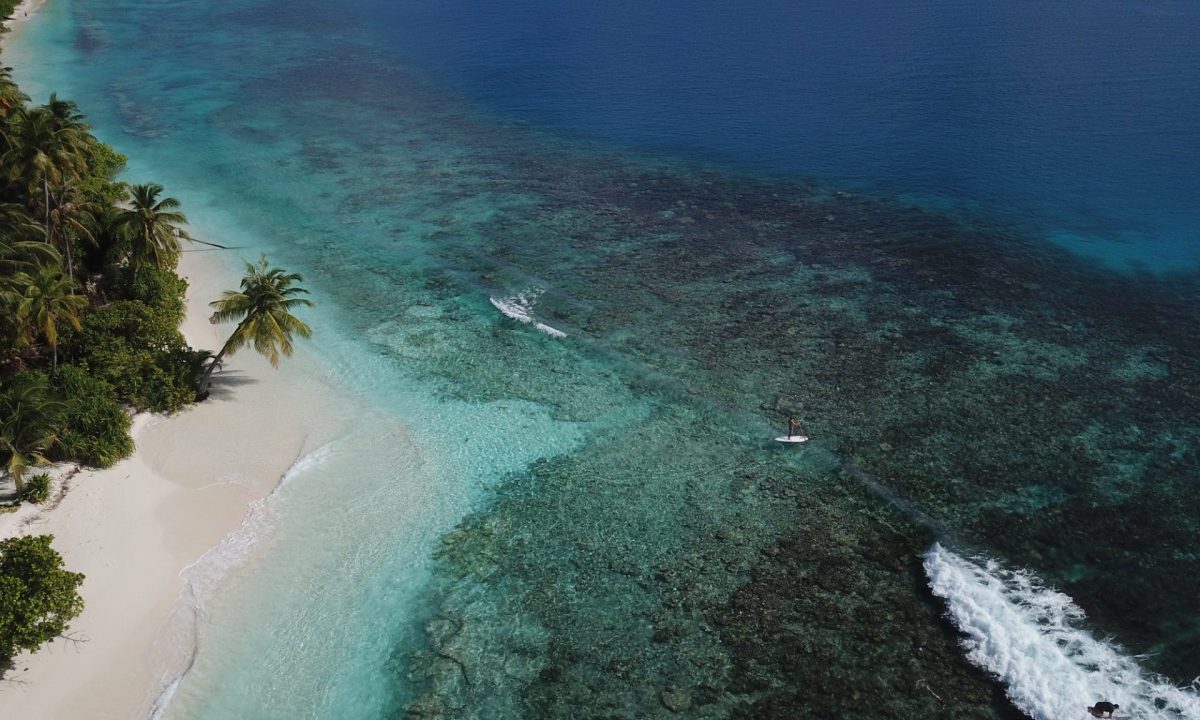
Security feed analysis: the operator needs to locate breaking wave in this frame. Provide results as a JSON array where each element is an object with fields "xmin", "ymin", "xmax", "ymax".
[
  {"xmin": 489, "ymin": 287, "xmax": 568, "ymax": 338},
  {"xmin": 924, "ymin": 543, "xmax": 1200, "ymax": 720}
]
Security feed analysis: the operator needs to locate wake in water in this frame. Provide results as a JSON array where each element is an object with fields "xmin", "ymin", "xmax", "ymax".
[
  {"xmin": 925, "ymin": 544, "xmax": 1200, "ymax": 720},
  {"xmin": 489, "ymin": 287, "xmax": 567, "ymax": 338}
]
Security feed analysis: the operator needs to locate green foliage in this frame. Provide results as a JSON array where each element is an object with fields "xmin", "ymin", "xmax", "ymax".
[
  {"xmin": 0, "ymin": 535, "xmax": 84, "ymax": 664},
  {"xmin": 64, "ymin": 300, "xmax": 204, "ymax": 412},
  {"xmin": 48, "ymin": 365, "xmax": 133, "ymax": 468},
  {"xmin": 200, "ymin": 255, "xmax": 313, "ymax": 395},
  {"xmin": 0, "ymin": 372, "xmax": 63, "ymax": 491},
  {"xmin": 113, "ymin": 263, "xmax": 188, "ymax": 321},
  {"xmin": 114, "ymin": 183, "xmax": 190, "ymax": 271},
  {"xmin": 18, "ymin": 472, "xmax": 50, "ymax": 503},
  {"xmin": 9, "ymin": 264, "xmax": 85, "ymax": 350},
  {"xmin": 0, "ymin": 77, "xmax": 195, "ymax": 471},
  {"xmin": 78, "ymin": 141, "xmax": 127, "ymax": 208},
  {"xmin": 1, "ymin": 105, "xmax": 89, "ymax": 205}
]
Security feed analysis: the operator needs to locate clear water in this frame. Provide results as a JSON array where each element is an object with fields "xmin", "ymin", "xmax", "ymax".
[{"xmin": 6, "ymin": 0, "xmax": 1200, "ymax": 717}]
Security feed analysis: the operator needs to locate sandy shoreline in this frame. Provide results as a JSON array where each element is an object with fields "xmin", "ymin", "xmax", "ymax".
[
  {"xmin": 0, "ymin": 244, "xmax": 342, "ymax": 720},
  {"xmin": 1, "ymin": 0, "xmax": 48, "ymax": 46},
  {"xmin": 0, "ymin": 5, "xmax": 350, "ymax": 717}
]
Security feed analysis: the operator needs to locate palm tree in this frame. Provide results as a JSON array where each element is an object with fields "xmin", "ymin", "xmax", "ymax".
[
  {"xmin": 115, "ymin": 182, "xmax": 191, "ymax": 270},
  {"xmin": 44, "ymin": 94, "xmax": 90, "ymax": 135},
  {"xmin": 0, "ymin": 65, "xmax": 28, "ymax": 117},
  {"xmin": 46, "ymin": 184, "xmax": 98, "ymax": 267},
  {"xmin": 0, "ymin": 203, "xmax": 56, "ymax": 276},
  {"xmin": 11, "ymin": 265, "xmax": 87, "ymax": 376},
  {"xmin": 1, "ymin": 106, "xmax": 90, "ymax": 276},
  {"xmin": 0, "ymin": 374, "xmax": 64, "ymax": 493},
  {"xmin": 197, "ymin": 255, "xmax": 313, "ymax": 397}
]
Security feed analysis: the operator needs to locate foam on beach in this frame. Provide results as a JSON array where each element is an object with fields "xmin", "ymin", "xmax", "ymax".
[
  {"xmin": 924, "ymin": 543, "xmax": 1200, "ymax": 720},
  {"xmin": 182, "ymin": 441, "xmax": 336, "ymax": 602},
  {"xmin": 149, "ymin": 441, "xmax": 339, "ymax": 720},
  {"xmin": 490, "ymin": 288, "xmax": 568, "ymax": 338}
]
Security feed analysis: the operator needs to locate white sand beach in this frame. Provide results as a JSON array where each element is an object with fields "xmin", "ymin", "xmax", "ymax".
[
  {"xmin": 1, "ymin": 9, "xmax": 361, "ymax": 716},
  {"xmin": 1, "ymin": 0, "xmax": 49, "ymax": 44},
  {"xmin": 0, "ymin": 248, "xmax": 345, "ymax": 720}
]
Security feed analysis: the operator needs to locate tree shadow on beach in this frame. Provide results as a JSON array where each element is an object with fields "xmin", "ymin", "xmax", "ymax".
[{"xmin": 199, "ymin": 370, "xmax": 259, "ymax": 401}]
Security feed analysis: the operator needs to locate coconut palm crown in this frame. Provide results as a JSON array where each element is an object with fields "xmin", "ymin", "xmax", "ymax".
[
  {"xmin": 197, "ymin": 255, "xmax": 313, "ymax": 397},
  {"xmin": 10, "ymin": 265, "xmax": 87, "ymax": 375},
  {"xmin": 115, "ymin": 182, "xmax": 192, "ymax": 270},
  {"xmin": 1, "ymin": 106, "xmax": 90, "ymax": 225}
]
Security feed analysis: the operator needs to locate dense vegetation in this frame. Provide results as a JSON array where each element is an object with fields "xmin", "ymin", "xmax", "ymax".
[
  {"xmin": 0, "ymin": 64, "xmax": 204, "ymax": 495},
  {"xmin": 0, "ymin": 45, "xmax": 315, "ymax": 670},
  {"xmin": 0, "ymin": 59, "xmax": 198, "ymax": 667}
]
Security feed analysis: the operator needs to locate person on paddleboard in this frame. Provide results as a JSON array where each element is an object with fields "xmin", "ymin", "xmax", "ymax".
[
  {"xmin": 1088, "ymin": 701, "xmax": 1119, "ymax": 718},
  {"xmin": 787, "ymin": 417, "xmax": 799, "ymax": 438}
]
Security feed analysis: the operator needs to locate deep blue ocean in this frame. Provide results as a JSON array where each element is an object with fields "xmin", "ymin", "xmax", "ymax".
[
  {"xmin": 7, "ymin": 0, "xmax": 1200, "ymax": 718},
  {"xmin": 363, "ymin": 0, "xmax": 1200, "ymax": 273}
]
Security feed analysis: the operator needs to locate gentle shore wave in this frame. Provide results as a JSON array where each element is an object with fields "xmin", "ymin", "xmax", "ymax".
[{"xmin": 0, "ymin": 242, "xmax": 354, "ymax": 719}]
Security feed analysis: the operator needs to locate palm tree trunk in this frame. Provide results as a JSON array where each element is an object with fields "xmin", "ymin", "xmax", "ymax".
[
  {"xmin": 196, "ymin": 345, "xmax": 229, "ymax": 398},
  {"xmin": 51, "ymin": 344, "xmax": 57, "ymax": 380},
  {"xmin": 47, "ymin": 184, "xmax": 75, "ymax": 284},
  {"xmin": 196, "ymin": 319, "xmax": 248, "ymax": 397},
  {"xmin": 63, "ymin": 230, "xmax": 74, "ymax": 284}
]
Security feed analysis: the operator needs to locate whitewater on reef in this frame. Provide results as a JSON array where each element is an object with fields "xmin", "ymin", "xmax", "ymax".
[
  {"xmin": 925, "ymin": 544, "xmax": 1200, "ymax": 720},
  {"xmin": 490, "ymin": 288, "xmax": 568, "ymax": 338}
]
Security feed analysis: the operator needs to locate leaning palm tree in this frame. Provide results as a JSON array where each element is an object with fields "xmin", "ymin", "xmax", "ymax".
[
  {"xmin": 114, "ymin": 182, "xmax": 191, "ymax": 270},
  {"xmin": 11, "ymin": 265, "xmax": 87, "ymax": 376},
  {"xmin": 196, "ymin": 255, "xmax": 314, "ymax": 397},
  {"xmin": 0, "ymin": 374, "xmax": 64, "ymax": 493}
]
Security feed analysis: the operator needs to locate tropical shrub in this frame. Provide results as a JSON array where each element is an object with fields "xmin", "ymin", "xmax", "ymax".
[
  {"xmin": 112, "ymin": 264, "xmax": 188, "ymax": 321},
  {"xmin": 49, "ymin": 365, "xmax": 133, "ymax": 468},
  {"xmin": 78, "ymin": 141, "xmax": 127, "ymax": 208},
  {"xmin": 0, "ymin": 372, "xmax": 63, "ymax": 492},
  {"xmin": 0, "ymin": 535, "xmax": 84, "ymax": 664},
  {"xmin": 18, "ymin": 472, "xmax": 51, "ymax": 503},
  {"xmin": 62, "ymin": 300, "xmax": 204, "ymax": 412}
]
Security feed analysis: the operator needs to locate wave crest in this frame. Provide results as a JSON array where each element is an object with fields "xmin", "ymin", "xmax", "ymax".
[
  {"xmin": 924, "ymin": 543, "xmax": 1200, "ymax": 719},
  {"xmin": 490, "ymin": 288, "xmax": 567, "ymax": 338}
]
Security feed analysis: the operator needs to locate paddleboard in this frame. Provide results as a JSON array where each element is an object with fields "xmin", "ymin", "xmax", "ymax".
[{"xmin": 775, "ymin": 436, "xmax": 809, "ymax": 444}]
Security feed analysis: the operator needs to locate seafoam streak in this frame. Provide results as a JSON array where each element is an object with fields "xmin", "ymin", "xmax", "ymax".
[
  {"xmin": 489, "ymin": 288, "xmax": 568, "ymax": 338},
  {"xmin": 924, "ymin": 543, "xmax": 1200, "ymax": 720}
]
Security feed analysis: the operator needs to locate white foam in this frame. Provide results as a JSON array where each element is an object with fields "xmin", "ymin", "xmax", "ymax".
[
  {"xmin": 489, "ymin": 287, "xmax": 567, "ymax": 338},
  {"xmin": 147, "ymin": 441, "xmax": 338, "ymax": 720},
  {"xmin": 924, "ymin": 543, "xmax": 1200, "ymax": 719}
]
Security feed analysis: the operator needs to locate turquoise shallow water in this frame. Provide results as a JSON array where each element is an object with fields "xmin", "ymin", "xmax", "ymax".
[{"xmin": 7, "ymin": 0, "xmax": 1200, "ymax": 717}]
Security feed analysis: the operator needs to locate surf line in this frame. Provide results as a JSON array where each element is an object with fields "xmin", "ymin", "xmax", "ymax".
[{"xmin": 925, "ymin": 544, "xmax": 1200, "ymax": 720}]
